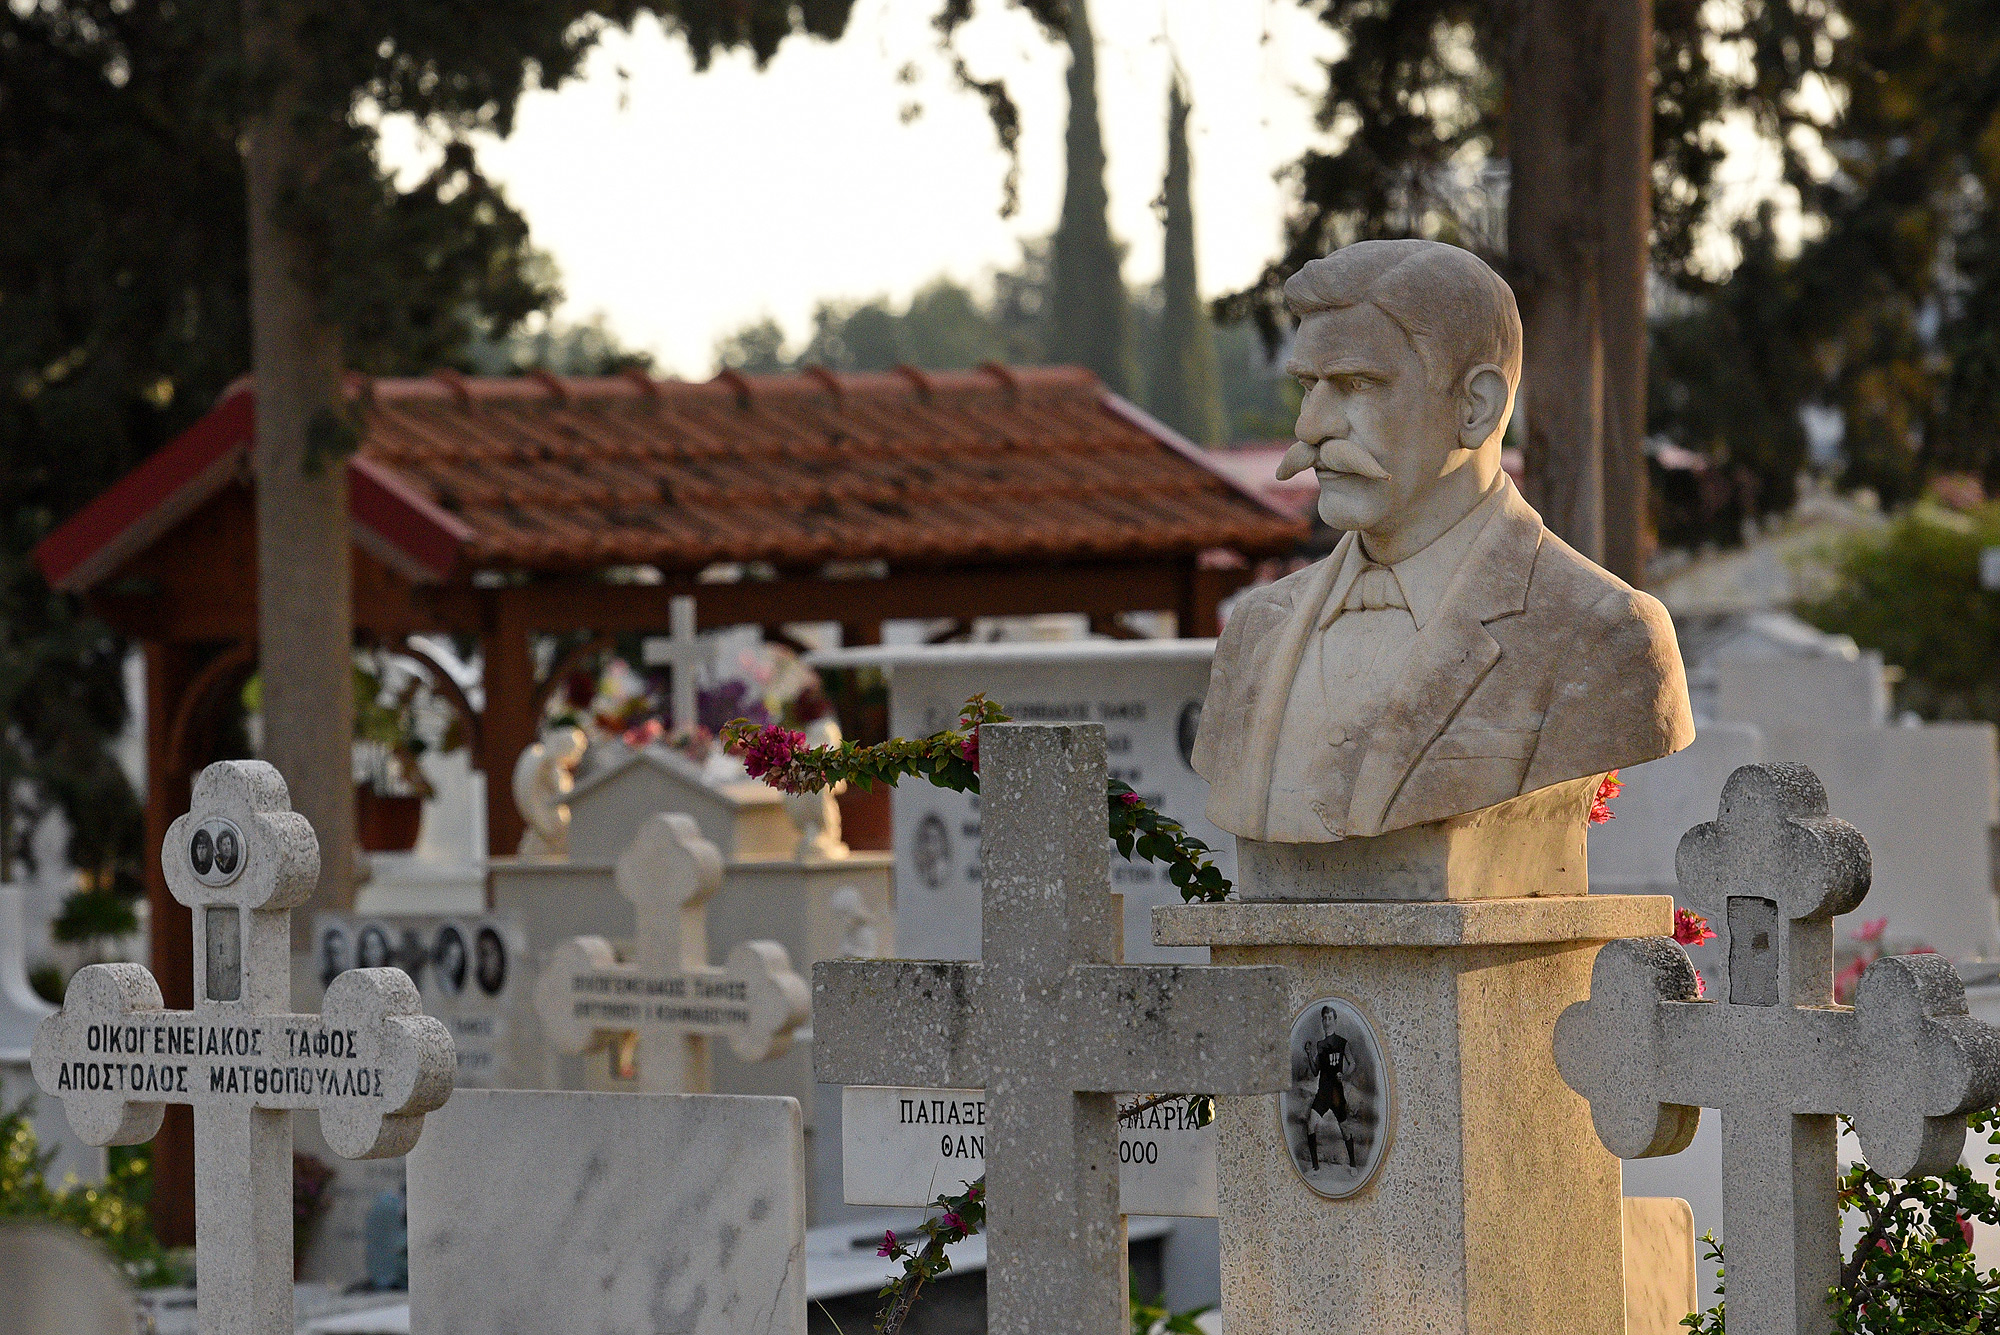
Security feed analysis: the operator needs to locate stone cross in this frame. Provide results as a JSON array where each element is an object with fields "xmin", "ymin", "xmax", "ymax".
[
  {"xmin": 30, "ymin": 761, "xmax": 455, "ymax": 1335},
  {"xmin": 1555, "ymin": 762, "xmax": 2000, "ymax": 1335},
  {"xmin": 532, "ymin": 811, "xmax": 810, "ymax": 1092},
  {"xmin": 814, "ymin": 723, "xmax": 1292, "ymax": 1335}
]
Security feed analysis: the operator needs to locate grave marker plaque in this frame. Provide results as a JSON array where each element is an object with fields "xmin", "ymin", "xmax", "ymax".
[{"xmin": 840, "ymin": 1086, "xmax": 1220, "ymax": 1217}]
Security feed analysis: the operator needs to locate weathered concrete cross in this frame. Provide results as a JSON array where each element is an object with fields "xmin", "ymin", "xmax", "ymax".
[
  {"xmin": 31, "ymin": 761, "xmax": 455, "ymax": 1335},
  {"xmin": 532, "ymin": 811, "xmax": 810, "ymax": 1091},
  {"xmin": 814, "ymin": 723, "xmax": 1292, "ymax": 1335},
  {"xmin": 1556, "ymin": 762, "xmax": 2000, "ymax": 1335}
]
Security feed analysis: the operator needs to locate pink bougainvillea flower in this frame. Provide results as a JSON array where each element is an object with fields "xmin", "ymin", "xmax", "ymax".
[
  {"xmin": 1120, "ymin": 791, "xmax": 1141, "ymax": 807},
  {"xmin": 1961, "ymin": 1215, "xmax": 1977, "ymax": 1247},
  {"xmin": 877, "ymin": 1230, "xmax": 898, "ymax": 1258},
  {"xmin": 740, "ymin": 726, "xmax": 807, "ymax": 785},
  {"xmin": 1673, "ymin": 908, "xmax": 1716, "ymax": 948},
  {"xmin": 1589, "ymin": 771, "xmax": 1623, "ymax": 824},
  {"xmin": 1835, "ymin": 957, "xmax": 1867, "ymax": 1004},
  {"xmin": 1909, "ymin": 945, "xmax": 1939, "ymax": 955},
  {"xmin": 940, "ymin": 1211, "xmax": 967, "ymax": 1234},
  {"xmin": 1852, "ymin": 917, "xmax": 1888, "ymax": 944},
  {"xmin": 959, "ymin": 730, "xmax": 979, "ymax": 773},
  {"xmin": 1692, "ymin": 969, "xmax": 1706, "ymax": 999}
]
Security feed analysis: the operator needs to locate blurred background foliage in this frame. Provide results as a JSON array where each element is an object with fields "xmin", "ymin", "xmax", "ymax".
[{"xmin": 1799, "ymin": 483, "xmax": 2000, "ymax": 725}]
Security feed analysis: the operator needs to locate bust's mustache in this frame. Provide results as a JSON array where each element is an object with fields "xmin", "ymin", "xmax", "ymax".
[{"xmin": 1276, "ymin": 438, "xmax": 1392, "ymax": 482}]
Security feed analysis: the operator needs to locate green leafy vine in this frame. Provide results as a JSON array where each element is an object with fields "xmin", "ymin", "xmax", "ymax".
[{"xmin": 721, "ymin": 694, "xmax": 1233, "ymax": 904}]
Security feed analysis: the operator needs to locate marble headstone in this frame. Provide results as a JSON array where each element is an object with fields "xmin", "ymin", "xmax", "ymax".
[
  {"xmin": 809, "ymin": 639, "xmax": 1228, "ymax": 963},
  {"xmin": 311, "ymin": 912, "xmax": 528, "ymax": 1090},
  {"xmin": 407, "ymin": 1088, "xmax": 806, "ymax": 1334},
  {"xmin": 567, "ymin": 744, "xmax": 796, "ymax": 865},
  {"xmin": 297, "ymin": 911, "xmax": 529, "ymax": 1287}
]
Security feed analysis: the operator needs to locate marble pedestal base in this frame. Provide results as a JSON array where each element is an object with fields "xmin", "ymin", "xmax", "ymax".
[{"xmin": 1155, "ymin": 893, "xmax": 1671, "ymax": 1335}]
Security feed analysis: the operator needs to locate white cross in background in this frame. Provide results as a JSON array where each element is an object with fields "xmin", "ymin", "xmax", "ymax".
[
  {"xmin": 1556, "ymin": 762, "xmax": 2000, "ymax": 1335},
  {"xmin": 32, "ymin": 762, "xmax": 455, "ymax": 1335},
  {"xmin": 642, "ymin": 594, "xmax": 704, "ymax": 735},
  {"xmin": 532, "ymin": 811, "xmax": 810, "ymax": 1091}
]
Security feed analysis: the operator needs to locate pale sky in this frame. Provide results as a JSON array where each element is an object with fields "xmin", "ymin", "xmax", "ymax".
[
  {"xmin": 375, "ymin": 1, "xmax": 1791, "ymax": 379},
  {"xmin": 377, "ymin": 0, "xmax": 1344, "ymax": 377}
]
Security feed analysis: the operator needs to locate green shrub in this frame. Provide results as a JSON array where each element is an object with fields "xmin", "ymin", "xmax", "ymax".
[
  {"xmin": 1798, "ymin": 500, "xmax": 2000, "ymax": 723},
  {"xmin": 0, "ymin": 1097, "xmax": 181, "ymax": 1286}
]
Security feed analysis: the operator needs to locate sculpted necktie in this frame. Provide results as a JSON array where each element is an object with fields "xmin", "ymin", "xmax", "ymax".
[{"xmin": 1342, "ymin": 564, "xmax": 1408, "ymax": 612}]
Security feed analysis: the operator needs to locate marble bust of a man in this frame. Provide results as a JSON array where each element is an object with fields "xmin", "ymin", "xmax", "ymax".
[{"xmin": 1192, "ymin": 239, "xmax": 1694, "ymax": 843}]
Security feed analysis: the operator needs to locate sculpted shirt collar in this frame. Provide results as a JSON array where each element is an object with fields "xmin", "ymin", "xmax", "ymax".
[{"xmin": 1318, "ymin": 474, "xmax": 1511, "ymax": 632}]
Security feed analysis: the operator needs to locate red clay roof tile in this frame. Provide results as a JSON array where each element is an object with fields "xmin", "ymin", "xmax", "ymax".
[{"xmin": 353, "ymin": 367, "xmax": 1302, "ymax": 574}]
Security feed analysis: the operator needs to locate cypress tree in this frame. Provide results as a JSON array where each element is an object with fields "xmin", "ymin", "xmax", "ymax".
[
  {"xmin": 1147, "ymin": 74, "xmax": 1224, "ymax": 444},
  {"xmin": 1048, "ymin": 0, "xmax": 1135, "ymax": 395}
]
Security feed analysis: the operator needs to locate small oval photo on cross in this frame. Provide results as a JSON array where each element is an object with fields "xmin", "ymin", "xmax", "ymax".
[
  {"xmin": 1280, "ymin": 996, "xmax": 1390, "ymax": 1198},
  {"xmin": 188, "ymin": 826, "xmax": 213, "ymax": 877},
  {"xmin": 213, "ymin": 824, "xmax": 239, "ymax": 877},
  {"xmin": 432, "ymin": 924, "xmax": 469, "ymax": 996}
]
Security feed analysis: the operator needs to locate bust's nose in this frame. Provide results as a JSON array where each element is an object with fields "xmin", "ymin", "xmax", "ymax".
[{"xmin": 1294, "ymin": 381, "xmax": 1350, "ymax": 446}]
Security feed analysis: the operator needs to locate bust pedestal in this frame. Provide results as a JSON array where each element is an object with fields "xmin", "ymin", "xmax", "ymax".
[{"xmin": 1155, "ymin": 817, "xmax": 1669, "ymax": 1335}]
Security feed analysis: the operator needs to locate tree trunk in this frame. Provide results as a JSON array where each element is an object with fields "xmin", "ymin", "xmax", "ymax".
[
  {"xmin": 1506, "ymin": 0, "xmax": 1608, "ymax": 565},
  {"xmin": 1598, "ymin": 0, "xmax": 1655, "ymax": 585},
  {"xmin": 244, "ymin": 0, "xmax": 356, "ymax": 947}
]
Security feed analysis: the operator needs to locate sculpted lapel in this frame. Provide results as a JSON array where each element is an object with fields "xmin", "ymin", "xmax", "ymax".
[
  {"xmin": 1344, "ymin": 487, "xmax": 1542, "ymax": 835},
  {"xmin": 1231, "ymin": 537, "xmax": 1364, "ymax": 838}
]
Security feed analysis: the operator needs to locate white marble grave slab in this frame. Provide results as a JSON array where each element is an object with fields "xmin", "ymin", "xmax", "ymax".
[
  {"xmin": 407, "ymin": 1088, "xmax": 806, "ymax": 1335},
  {"xmin": 1758, "ymin": 722, "xmax": 2000, "ymax": 957},
  {"xmin": 810, "ymin": 639, "xmax": 1227, "ymax": 963},
  {"xmin": 1588, "ymin": 723, "xmax": 1763, "ymax": 896},
  {"xmin": 841, "ymin": 1085, "xmax": 1219, "ymax": 1217}
]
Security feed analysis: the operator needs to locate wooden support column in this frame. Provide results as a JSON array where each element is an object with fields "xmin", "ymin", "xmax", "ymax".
[
  {"xmin": 1177, "ymin": 561, "xmax": 1250, "ymax": 638},
  {"xmin": 143, "ymin": 639, "xmax": 200, "ymax": 1247},
  {"xmin": 479, "ymin": 596, "xmax": 536, "ymax": 863}
]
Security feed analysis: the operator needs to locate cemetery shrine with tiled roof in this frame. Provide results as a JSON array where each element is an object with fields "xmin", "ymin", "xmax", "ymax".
[{"xmin": 36, "ymin": 361, "xmax": 1303, "ymax": 1009}]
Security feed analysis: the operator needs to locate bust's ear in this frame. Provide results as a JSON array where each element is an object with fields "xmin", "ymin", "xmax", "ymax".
[{"xmin": 1458, "ymin": 364, "xmax": 1511, "ymax": 451}]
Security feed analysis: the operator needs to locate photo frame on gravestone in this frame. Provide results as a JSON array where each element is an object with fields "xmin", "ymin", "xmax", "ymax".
[
  {"xmin": 318, "ymin": 922, "xmax": 351, "ymax": 988},
  {"xmin": 356, "ymin": 921, "xmax": 392, "ymax": 970},
  {"xmin": 473, "ymin": 925, "xmax": 507, "ymax": 997},
  {"xmin": 1279, "ymin": 997, "xmax": 1392, "ymax": 1199},
  {"xmin": 432, "ymin": 924, "xmax": 468, "ymax": 996}
]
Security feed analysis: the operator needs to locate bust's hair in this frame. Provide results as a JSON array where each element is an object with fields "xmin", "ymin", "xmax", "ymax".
[{"xmin": 1284, "ymin": 240, "xmax": 1521, "ymax": 393}]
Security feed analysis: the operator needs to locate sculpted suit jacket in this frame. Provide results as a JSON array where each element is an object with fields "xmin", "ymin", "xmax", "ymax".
[{"xmin": 1192, "ymin": 477, "xmax": 1695, "ymax": 841}]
